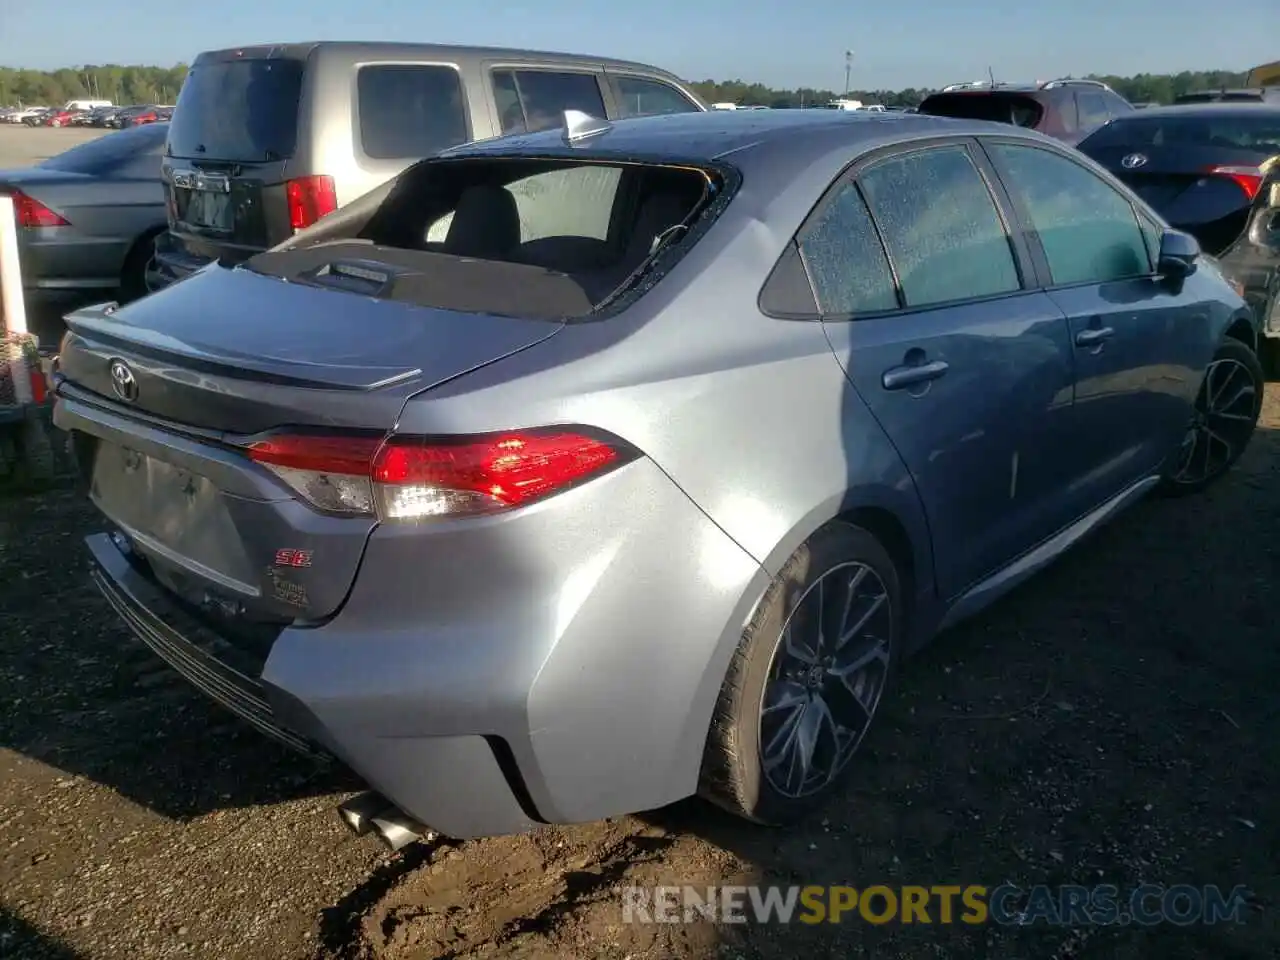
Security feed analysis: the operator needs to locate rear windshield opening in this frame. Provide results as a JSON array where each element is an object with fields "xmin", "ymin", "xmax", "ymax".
[
  {"xmin": 166, "ymin": 57, "xmax": 305, "ymax": 162},
  {"xmin": 919, "ymin": 92, "xmax": 1045, "ymax": 129},
  {"xmin": 246, "ymin": 158, "xmax": 721, "ymax": 320}
]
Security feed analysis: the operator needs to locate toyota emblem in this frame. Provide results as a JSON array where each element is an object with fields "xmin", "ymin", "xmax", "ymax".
[
  {"xmin": 1121, "ymin": 153, "xmax": 1148, "ymax": 170},
  {"xmin": 109, "ymin": 358, "xmax": 138, "ymax": 403}
]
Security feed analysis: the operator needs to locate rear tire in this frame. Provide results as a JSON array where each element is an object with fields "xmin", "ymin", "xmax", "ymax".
[
  {"xmin": 118, "ymin": 230, "xmax": 163, "ymax": 303},
  {"xmin": 1157, "ymin": 338, "xmax": 1264, "ymax": 497},
  {"xmin": 698, "ymin": 521, "xmax": 903, "ymax": 826}
]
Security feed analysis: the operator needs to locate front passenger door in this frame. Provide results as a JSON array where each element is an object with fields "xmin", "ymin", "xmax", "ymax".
[{"xmin": 983, "ymin": 139, "xmax": 1211, "ymax": 509}]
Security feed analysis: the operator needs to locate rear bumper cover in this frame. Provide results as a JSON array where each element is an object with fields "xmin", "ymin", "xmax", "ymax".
[{"xmin": 84, "ymin": 456, "xmax": 770, "ymax": 840}]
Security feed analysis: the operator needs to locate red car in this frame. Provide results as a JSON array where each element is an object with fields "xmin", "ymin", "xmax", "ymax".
[{"xmin": 44, "ymin": 109, "xmax": 84, "ymax": 127}]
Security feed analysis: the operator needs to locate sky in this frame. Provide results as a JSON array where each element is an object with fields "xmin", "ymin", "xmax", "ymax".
[{"xmin": 1, "ymin": 0, "xmax": 1276, "ymax": 92}]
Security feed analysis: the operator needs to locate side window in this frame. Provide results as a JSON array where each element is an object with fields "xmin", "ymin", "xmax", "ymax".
[
  {"xmin": 613, "ymin": 77, "xmax": 700, "ymax": 118},
  {"xmin": 357, "ymin": 65, "xmax": 469, "ymax": 160},
  {"xmin": 1076, "ymin": 91, "xmax": 1110, "ymax": 131},
  {"xmin": 493, "ymin": 71, "xmax": 525, "ymax": 135},
  {"xmin": 858, "ymin": 145, "xmax": 1021, "ymax": 307},
  {"xmin": 798, "ymin": 182, "xmax": 898, "ymax": 315},
  {"xmin": 988, "ymin": 142, "xmax": 1152, "ymax": 285},
  {"xmin": 1105, "ymin": 92, "xmax": 1134, "ymax": 117},
  {"xmin": 491, "ymin": 70, "xmax": 607, "ymax": 135}
]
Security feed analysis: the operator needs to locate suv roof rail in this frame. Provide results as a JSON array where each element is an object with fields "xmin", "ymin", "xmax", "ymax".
[
  {"xmin": 941, "ymin": 81, "xmax": 994, "ymax": 92},
  {"xmin": 1040, "ymin": 78, "xmax": 1113, "ymax": 91}
]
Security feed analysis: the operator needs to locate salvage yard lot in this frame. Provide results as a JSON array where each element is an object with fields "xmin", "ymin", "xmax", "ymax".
[{"xmin": 1, "ymin": 129, "xmax": 1278, "ymax": 960}]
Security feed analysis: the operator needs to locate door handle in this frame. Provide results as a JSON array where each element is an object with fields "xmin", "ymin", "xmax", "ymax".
[
  {"xmin": 882, "ymin": 359, "xmax": 949, "ymax": 390},
  {"xmin": 1075, "ymin": 326, "xmax": 1115, "ymax": 346}
]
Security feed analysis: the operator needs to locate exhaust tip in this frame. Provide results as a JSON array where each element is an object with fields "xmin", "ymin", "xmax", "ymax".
[
  {"xmin": 337, "ymin": 791, "xmax": 435, "ymax": 851},
  {"xmin": 337, "ymin": 790, "xmax": 395, "ymax": 837}
]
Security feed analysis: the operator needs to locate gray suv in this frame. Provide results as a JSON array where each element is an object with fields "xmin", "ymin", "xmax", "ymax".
[{"xmin": 152, "ymin": 41, "xmax": 706, "ymax": 287}]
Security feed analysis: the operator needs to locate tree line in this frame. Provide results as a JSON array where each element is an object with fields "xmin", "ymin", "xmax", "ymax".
[
  {"xmin": 689, "ymin": 69, "xmax": 1249, "ymax": 108},
  {"xmin": 0, "ymin": 63, "xmax": 1252, "ymax": 110},
  {"xmin": 0, "ymin": 65, "xmax": 188, "ymax": 107}
]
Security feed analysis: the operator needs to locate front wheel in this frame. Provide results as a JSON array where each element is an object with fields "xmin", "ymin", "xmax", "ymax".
[
  {"xmin": 699, "ymin": 522, "xmax": 904, "ymax": 826},
  {"xmin": 1158, "ymin": 338, "xmax": 1264, "ymax": 497}
]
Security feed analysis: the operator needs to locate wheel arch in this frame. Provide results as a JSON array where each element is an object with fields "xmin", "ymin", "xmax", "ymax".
[
  {"xmin": 1224, "ymin": 314, "xmax": 1258, "ymax": 355},
  {"xmin": 677, "ymin": 484, "xmax": 938, "ymax": 799}
]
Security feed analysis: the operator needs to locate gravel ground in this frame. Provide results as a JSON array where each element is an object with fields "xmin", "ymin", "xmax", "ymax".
[{"xmin": 0, "ymin": 391, "xmax": 1276, "ymax": 960}]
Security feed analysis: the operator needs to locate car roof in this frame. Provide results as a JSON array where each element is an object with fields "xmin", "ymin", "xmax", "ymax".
[
  {"xmin": 192, "ymin": 40, "xmax": 686, "ymax": 78},
  {"xmin": 442, "ymin": 108, "xmax": 1050, "ymax": 170},
  {"xmin": 1112, "ymin": 101, "xmax": 1280, "ymax": 119}
]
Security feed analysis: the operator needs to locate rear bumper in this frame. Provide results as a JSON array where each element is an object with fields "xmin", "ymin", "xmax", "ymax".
[{"xmin": 82, "ymin": 457, "xmax": 769, "ymax": 840}]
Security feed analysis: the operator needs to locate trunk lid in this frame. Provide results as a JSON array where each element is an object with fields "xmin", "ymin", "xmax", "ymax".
[
  {"xmin": 57, "ymin": 262, "xmax": 563, "ymax": 625},
  {"xmin": 162, "ymin": 50, "xmax": 308, "ymax": 262},
  {"xmin": 1079, "ymin": 111, "xmax": 1280, "ymax": 252},
  {"xmin": 58, "ymin": 261, "xmax": 564, "ymax": 432},
  {"xmin": 1086, "ymin": 144, "xmax": 1271, "ymax": 253}
]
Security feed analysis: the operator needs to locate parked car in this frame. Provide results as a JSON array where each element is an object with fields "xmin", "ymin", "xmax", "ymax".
[
  {"xmin": 71, "ymin": 106, "xmax": 114, "ymax": 127},
  {"xmin": 43, "ymin": 108, "xmax": 86, "ymax": 127},
  {"xmin": 918, "ymin": 78, "xmax": 1133, "ymax": 144},
  {"xmin": 54, "ymin": 109, "xmax": 1263, "ymax": 844},
  {"xmin": 152, "ymin": 41, "xmax": 708, "ymax": 289},
  {"xmin": 1077, "ymin": 102, "xmax": 1280, "ymax": 373},
  {"xmin": 0, "ymin": 122, "xmax": 168, "ymax": 314},
  {"xmin": 108, "ymin": 105, "xmax": 159, "ymax": 129},
  {"xmin": 1173, "ymin": 88, "xmax": 1280, "ymax": 105},
  {"xmin": 22, "ymin": 108, "xmax": 56, "ymax": 126}
]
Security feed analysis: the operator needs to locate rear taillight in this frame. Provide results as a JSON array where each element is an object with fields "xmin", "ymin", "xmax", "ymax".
[
  {"xmin": 1205, "ymin": 164, "xmax": 1265, "ymax": 201},
  {"xmin": 9, "ymin": 190, "xmax": 69, "ymax": 227},
  {"xmin": 246, "ymin": 429, "xmax": 632, "ymax": 520},
  {"xmin": 285, "ymin": 175, "xmax": 338, "ymax": 231}
]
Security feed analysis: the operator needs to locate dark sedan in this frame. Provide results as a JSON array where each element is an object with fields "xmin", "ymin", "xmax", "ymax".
[
  {"xmin": 1078, "ymin": 104, "xmax": 1280, "ymax": 373},
  {"xmin": 0, "ymin": 123, "xmax": 169, "ymax": 318}
]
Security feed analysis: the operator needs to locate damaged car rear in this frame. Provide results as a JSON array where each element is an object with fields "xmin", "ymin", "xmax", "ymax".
[
  {"xmin": 1077, "ymin": 103, "xmax": 1280, "ymax": 374},
  {"xmin": 53, "ymin": 117, "xmax": 737, "ymax": 843}
]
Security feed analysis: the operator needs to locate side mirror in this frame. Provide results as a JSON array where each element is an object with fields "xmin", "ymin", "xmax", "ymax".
[{"xmin": 1157, "ymin": 228, "xmax": 1200, "ymax": 278}]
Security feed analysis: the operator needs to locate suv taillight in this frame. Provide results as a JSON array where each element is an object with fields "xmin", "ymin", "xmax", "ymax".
[
  {"xmin": 246, "ymin": 429, "xmax": 635, "ymax": 520},
  {"xmin": 285, "ymin": 175, "xmax": 337, "ymax": 231}
]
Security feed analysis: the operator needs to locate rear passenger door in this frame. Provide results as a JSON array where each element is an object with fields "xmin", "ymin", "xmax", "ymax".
[
  {"xmin": 486, "ymin": 65, "xmax": 608, "ymax": 136},
  {"xmin": 817, "ymin": 140, "xmax": 1079, "ymax": 600},
  {"xmin": 981, "ymin": 138, "xmax": 1207, "ymax": 506}
]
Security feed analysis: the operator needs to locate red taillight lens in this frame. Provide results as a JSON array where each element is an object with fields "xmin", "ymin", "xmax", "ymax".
[
  {"xmin": 1205, "ymin": 164, "xmax": 1264, "ymax": 201},
  {"xmin": 373, "ymin": 432, "xmax": 622, "ymax": 519},
  {"xmin": 10, "ymin": 190, "xmax": 69, "ymax": 227},
  {"xmin": 247, "ymin": 430, "xmax": 630, "ymax": 520},
  {"xmin": 285, "ymin": 175, "xmax": 338, "ymax": 231}
]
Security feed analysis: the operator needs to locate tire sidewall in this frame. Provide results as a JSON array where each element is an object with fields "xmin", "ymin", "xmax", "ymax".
[
  {"xmin": 1159, "ymin": 338, "xmax": 1264, "ymax": 496},
  {"xmin": 729, "ymin": 522, "xmax": 904, "ymax": 825}
]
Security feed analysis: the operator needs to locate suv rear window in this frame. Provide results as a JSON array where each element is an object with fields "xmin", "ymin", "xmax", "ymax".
[
  {"xmin": 357, "ymin": 65, "xmax": 470, "ymax": 159},
  {"xmin": 167, "ymin": 57, "xmax": 304, "ymax": 161},
  {"xmin": 246, "ymin": 158, "xmax": 720, "ymax": 319},
  {"xmin": 918, "ymin": 92, "xmax": 1044, "ymax": 129},
  {"xmin": 1080, "ymin": 113, "xmax": 1280, "ymax": 153}
]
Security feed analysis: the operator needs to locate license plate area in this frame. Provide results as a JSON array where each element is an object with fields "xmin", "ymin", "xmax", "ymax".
[
  {"xmin": 179, "ymin": 188, "xmax": 233, "ymax": 232},
  {"xmin": 89, "ymin": 441, "xmax": 258, "ymax": 597}
]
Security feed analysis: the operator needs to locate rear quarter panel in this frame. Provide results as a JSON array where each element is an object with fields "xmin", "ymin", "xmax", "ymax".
[{"xmin": 22, "ymin": 177, "xmax": 164, "ymax": 284}]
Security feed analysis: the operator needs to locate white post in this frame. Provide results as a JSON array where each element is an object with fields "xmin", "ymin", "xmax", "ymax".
[{"xmin": 0, "ymin": 193, "xmax": 34, "ymax": 405}]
